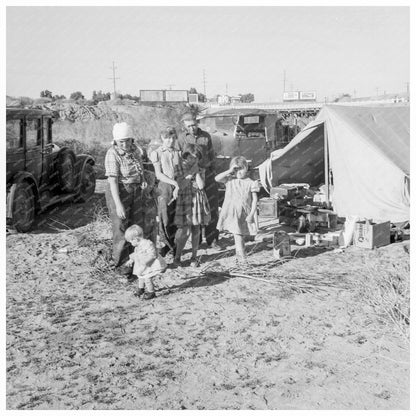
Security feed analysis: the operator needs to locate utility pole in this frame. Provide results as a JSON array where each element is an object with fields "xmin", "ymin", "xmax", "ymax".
[
  {"xmin": 109, "ymin": 61, "xmax": 120, "ymax": 97},
  {"xmin": 203, "ymin": 69, "xmax": 207, "ymax": 97},
  {"xmin": 283, "ymin": 70, "xmax": 286, "ymax": 92}
]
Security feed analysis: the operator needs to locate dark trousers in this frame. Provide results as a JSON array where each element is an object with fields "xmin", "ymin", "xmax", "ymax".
[
  {"xmin": 204, "ymin": 169, "xmax": 219, "ymax": 245},
  {"xmin": 157, "ymin": 182, "xmax": 177, "ymax": 254},
  {"xmin": 105, "ymin": 182, "xmax": 144, "ymax": 267}
]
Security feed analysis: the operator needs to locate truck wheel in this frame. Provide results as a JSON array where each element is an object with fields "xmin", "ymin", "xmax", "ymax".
[
  {"xmin": 58, "ymin": 151, "xmax": 76, "ymax": 193},
  {"xmin": 76, "ymin": 163, "xmax": 96, "ymax": 202},
  {"xmin": 12, "ymin": 182, "xmax": 35, "ymax": 232}
]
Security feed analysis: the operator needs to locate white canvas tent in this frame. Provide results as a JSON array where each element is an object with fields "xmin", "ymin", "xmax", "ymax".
[{"xmin": 258, "ymin": 104, "xmax": 410, "ymax": 223}]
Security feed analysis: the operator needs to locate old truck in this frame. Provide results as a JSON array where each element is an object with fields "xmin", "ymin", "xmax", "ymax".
[
  {"xmin": 6, "ymin": 107, "xmax": 96, "ymax": 232},
  {"xmin": 197, "ymin": 108, "xmax": 288, "ymax": 175}
]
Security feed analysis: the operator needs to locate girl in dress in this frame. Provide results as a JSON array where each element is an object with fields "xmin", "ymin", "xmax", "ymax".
[
  {"xmin": 173, "ymin": 144, "xmax": 210, "ymax": 267},
  {"xmin": 215, "ymin": 156, "xmax": 260, "ymax": 264}
]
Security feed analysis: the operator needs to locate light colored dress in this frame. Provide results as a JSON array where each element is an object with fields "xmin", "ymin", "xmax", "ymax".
[
  {"xmin": 129, "ymin": 239, "xmax": 167, "ymax": 278},
  {"xmin": 217, "ymin": 177, "xmax": 260, "ymax": 236}
]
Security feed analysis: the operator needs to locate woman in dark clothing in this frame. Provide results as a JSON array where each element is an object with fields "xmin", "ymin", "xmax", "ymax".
[{"xmin": 104, "ymin": 122, "xmax": 148, "ymax": 277}]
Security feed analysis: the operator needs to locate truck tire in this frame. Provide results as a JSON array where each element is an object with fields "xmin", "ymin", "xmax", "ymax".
[
  {"xmin": 58, "ymin": 150, "xmax": 76, "ymax": 193},
  {"xmin": 75, "ymin": 163, "xmax": 96, "ymax": 202},
  {"xmin": 12, "ymin": 181, "xmax": 35, "ymax": 232}
]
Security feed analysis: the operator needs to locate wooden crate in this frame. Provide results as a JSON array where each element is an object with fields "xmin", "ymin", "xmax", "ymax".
[{"xmin": 258, "ymin": 197, "xmax": 279, "ymax": 218}]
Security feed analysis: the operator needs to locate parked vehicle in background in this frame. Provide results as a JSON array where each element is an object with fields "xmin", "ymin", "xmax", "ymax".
[
  {"xmin": 6, "ymin": 107, "xmax": 96, "ymax": 232},
  {"xmin": 198, "ymin": 108, "xmax": 287, "ymax": 176}
]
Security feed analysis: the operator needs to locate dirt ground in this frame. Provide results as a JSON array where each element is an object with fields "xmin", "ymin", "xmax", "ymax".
[{"xmin": 6, "ymin": 187, "xmax": 410, "ymax": 410}]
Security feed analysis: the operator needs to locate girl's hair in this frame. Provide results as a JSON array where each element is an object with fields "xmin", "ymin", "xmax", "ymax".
[
  {"xmin": 124, "ymin": 224, "xmax": 144, "ymax": 242},
  {"xmin": 230, "ymin": 156, "xmax": 248, "ymax": 170},
  {"xmin": 182, "ymin": 143, "xmax": 202, "ymax": 160}
]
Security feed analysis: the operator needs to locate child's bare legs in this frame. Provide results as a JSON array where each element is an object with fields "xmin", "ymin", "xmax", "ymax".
[
  {"xmin": 135, "ymin": 276, "xmax": 156, "ymax": 299},
  {"xmin": 174, "ymin": 226, "xmax": 191, "ymax": 263},
  {"xmin": 134, "ymin": 276, "xmax": 145, "ymax": 297},
  {"xmin": 234, "ymin": 234, "xmax": 247, "ymax": 262},
  {"xmin": 190, "ymin": 225, "xmax": 201, "ymax": 260},
  {"xmin": 143, "ymin": 276, "xmax": 154, "ymax": 292}
]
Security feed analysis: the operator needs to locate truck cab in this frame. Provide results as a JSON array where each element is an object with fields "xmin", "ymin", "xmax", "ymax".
[{"xmin": 198, "ymin": 109, "xmax": 287, "ymax": 175}]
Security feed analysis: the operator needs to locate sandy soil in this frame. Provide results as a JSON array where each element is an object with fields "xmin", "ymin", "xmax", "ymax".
[{"xmin": 6, "ymin": 191, "xmax": 410, "ymax": 410}]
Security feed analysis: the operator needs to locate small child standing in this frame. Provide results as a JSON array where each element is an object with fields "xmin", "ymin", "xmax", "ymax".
[
  {"xmin": 124, "ymin": 224, "xmax": 166, "ymax": 299},
  {"xmin": 215, "ymin": 156, "xmax": 260, "ymax": 264}
]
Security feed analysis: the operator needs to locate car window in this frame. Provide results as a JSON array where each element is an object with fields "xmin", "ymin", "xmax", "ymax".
[
  {"xmin": 215, "ymin": 116, "xmax": 236, "ymax": 131},
  {"xmin": 6, "ymin": 119, "xmax": 22, "ymax": 149},
  {"xmin": 26, "ymin": 119, "xmax": 41, "ymax": 148},
  {"xmin": 43, "ymin": 118, "xmax": 52, "ymax": 144}
]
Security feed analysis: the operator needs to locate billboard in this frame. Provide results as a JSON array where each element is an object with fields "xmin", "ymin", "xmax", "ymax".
[
  {"xmin": 283, "ymin": 91, "xmax": 317, "ymax": 101},
  {"xmin": 283, "ymin": 91, "xmax": 299, "ymax": 101},
  {"xmin": 165, "ymin": 90, "xmax": 188, "ymax": 102},
  {"xmin": 299, "ymin": 91, "xmax": 317, "ymax": 101},
  {"xmin": 140, "ymin": 90, "xmax": 164, "ymax": 102}
]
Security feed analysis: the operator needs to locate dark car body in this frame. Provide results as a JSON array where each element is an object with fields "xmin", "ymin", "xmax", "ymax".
[
  {"xmin": 198, "ymin": 108, "xmax": 288, "ymax": 175},
  {"xmin": 6, "ymin": 107, "xmax": 96, "ymax": 232}
]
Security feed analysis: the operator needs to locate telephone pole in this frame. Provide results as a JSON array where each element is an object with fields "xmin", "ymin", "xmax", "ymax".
[
  {"xmin": 202, "ymin": 69, "xmax": 207, "ymax": 97},
  {"xmin": 109, "ymin": 61, "xmax": 120, "ymax": 97},
  {"xmin": 283, "ymin": 70, "xmax": 286, "ymax": 92}
]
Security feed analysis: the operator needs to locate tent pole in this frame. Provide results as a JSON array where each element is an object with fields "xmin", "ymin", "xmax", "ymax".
[{"xmin": 324, "ymin": 121, "xmax": 330, "ymax": 207}]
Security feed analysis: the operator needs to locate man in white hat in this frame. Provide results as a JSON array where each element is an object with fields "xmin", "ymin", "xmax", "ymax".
[{"xmin": 104, "ymin": 122, "xmax": 148, "ymax": 279}]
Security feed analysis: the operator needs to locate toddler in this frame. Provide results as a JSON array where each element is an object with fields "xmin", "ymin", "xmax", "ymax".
[
  {"xmin": 124, "ymin": 224, "xmax": 166, "ymax": 299},
  {"xmin": 215, "ymin": 156, "xmax": 260, "ymax": 264}
]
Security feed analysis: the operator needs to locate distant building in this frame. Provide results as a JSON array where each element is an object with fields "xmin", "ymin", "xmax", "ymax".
[{"xmin": 230, "ymin": 96, "xmax": 242, "ymax": 104}]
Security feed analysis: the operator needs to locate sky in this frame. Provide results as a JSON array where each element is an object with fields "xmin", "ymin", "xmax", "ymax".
[{"xmin": 5, "ymin": 5, "xmax": 411, "ymax": 102}]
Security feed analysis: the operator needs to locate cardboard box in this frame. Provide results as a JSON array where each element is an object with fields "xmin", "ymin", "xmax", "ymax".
[
  {"xmin": 258, "ymin": 197, "xmax": 279, "ymax": 218},
  {"xmin": 354, "ymin": 221, "xmax": 390, "ymax": 249},
  {"xmin": 270, "ymin": 185, "xmax": 306, "ymax": 200},
  {"xmin": 321, "ymin": 232, "xmax": 339, "ymax": 246}
]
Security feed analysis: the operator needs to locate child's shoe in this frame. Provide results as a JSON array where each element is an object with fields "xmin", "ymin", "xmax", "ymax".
[
  {"xmin": 133, "ymin": 288, "xmax": 145, "ymax": 297},
  {"xmin": 143, "ymin": 291, "xmax": 156, "ymax": 300}
]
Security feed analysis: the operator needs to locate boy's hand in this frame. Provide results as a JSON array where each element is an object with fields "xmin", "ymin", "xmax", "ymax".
[{"xmin": 125, "ymin": 259, "xmax": 133, "ymax": 267}]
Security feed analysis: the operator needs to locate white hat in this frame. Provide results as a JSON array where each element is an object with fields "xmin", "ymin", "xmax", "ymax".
[{"xmin": 112, "ymin": 122, "xmax": 134, "ymax": 141}]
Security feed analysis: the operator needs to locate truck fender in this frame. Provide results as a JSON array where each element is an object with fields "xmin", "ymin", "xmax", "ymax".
[
  {"xmin": 7, "ymin": 172, "xmax": 40, "ymax": 218},
  {"xmin": 74, "ymin": 154, "xmax": 95, "ymax": 192}
]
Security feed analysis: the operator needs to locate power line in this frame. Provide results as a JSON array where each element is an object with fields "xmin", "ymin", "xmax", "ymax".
[{"xmin": 108, "ymin": 61, "xmax": 120, "ymax": 96}]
